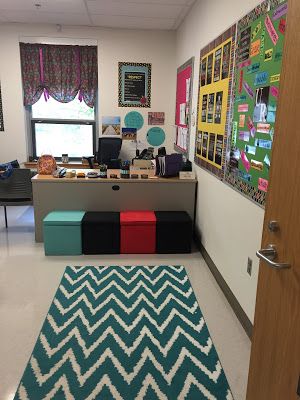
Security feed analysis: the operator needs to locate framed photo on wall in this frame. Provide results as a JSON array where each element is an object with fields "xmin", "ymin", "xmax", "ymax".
[
  {"xmin": 118, "ymin": 62, "xmax": 152, "ymax": 108},
  {"xmin": 0, "ymin": 84, "xmax": 4, "ymax": 132}
]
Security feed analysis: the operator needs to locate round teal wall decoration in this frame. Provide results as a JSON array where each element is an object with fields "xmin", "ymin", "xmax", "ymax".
[
  {"xmin": 124, "ymin": 111, "xmax": 144, "ymax": 130},
  {"xmin": 146, "ymin": 127, "xmax": 166, "ymax": 147}
]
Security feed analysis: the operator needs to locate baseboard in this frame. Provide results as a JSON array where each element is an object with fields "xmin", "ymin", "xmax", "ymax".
[{"xmin": 194, "ymin": 232, "xmax": 253, "ymax": 340}]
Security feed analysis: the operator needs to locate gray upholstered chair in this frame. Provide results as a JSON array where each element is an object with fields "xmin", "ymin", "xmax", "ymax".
[{"xmin": 0, "ymin": 169, "xmax": 33, "ymax": 228}]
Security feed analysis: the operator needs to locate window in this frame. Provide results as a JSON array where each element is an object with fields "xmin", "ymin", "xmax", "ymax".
[{"xmin": 31, "ymin": 94, "xmax": 96, "ymax": 160}]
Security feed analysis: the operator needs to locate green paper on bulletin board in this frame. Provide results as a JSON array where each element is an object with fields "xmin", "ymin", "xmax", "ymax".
[
  {"xmin": 124, "ymin": 111, "xmax": 144, "ymax": 130},
  {"xmin": 147, "ymin": 127, "xmax": 165, "ymax": 146},
  {"xmin": 225, "ymin": 0, "xmax": 287, "ymax": 207}
]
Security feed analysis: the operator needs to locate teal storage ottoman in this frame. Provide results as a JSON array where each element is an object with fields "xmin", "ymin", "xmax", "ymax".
[{"xmin": 43, "ymin": 211, "xmax": 85, "ymax": 255}]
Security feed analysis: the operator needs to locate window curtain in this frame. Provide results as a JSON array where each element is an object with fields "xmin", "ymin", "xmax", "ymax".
[
  {"xmin": 19, "ymin": 43, "xmax": 98, "ymax": 108},
  {"xmin": 19, "ymin": 44, "xmax": 44, "ymax": 106}
]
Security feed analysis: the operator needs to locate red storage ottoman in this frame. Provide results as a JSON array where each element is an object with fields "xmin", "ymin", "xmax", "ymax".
[{"xmin": 120, "ymin": 211, "xmax": 156, "ymax": 254}]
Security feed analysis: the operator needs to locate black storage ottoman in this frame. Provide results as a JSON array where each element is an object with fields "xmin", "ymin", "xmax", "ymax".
[
  {"xmin": 82, "ymin": 212, "xmax": 120, "ymax": 254},
  {"xmin": 155, "ymin": 211, "xmax": 192, "ymax": 254}
]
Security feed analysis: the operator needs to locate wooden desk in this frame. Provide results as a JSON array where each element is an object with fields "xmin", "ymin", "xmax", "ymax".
[{"xmin": 32, "ymin": 169, "xmax": 197, "ymax": 242}]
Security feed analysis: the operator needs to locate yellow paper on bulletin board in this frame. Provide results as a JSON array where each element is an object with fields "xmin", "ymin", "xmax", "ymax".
[{"xmin": 196, "ymin": 36, "xmax": 233, "ymax": 171}]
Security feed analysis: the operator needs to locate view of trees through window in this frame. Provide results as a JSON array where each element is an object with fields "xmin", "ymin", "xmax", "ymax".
[{"xmin": 32, "ymin": 95, "xmax": 95, "ymax": 159}]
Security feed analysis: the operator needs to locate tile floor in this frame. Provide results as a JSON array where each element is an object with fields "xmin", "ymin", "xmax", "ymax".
[{"xmin": 0, "ymin": 206, "xmax": 251, "ymax": 400}]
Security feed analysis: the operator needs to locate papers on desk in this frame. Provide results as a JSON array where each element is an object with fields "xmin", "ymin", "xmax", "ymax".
[{"xmin": 176, "ymin": 126, "xmax": 188, "ymax": 151}]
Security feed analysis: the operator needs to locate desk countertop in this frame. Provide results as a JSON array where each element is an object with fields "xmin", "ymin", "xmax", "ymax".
[
  {"xmin": 24, "ymin": 162, "xmax": 98, "ymax": 169},
  {"xmin": 32, "ymin": 169, "xmax": 197, "ymax": 183}
]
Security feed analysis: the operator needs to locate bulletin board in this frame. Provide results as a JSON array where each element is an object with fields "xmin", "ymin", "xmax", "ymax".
[
  {"xmin": 174, "ymin": 57, "xmax": 194, "ymax": 156},
  {"xmin": 225, "ymin": 0, "xmax": 287, "ymax": 206},
  {"xmin": 194, "ymin": 26, "xmax": 236, "ymax": 179}
]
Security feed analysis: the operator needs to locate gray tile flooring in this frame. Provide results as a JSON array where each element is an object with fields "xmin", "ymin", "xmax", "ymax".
[{"xmin": 0, "ymin": 206, "xmax": 251, "ymax": 400}]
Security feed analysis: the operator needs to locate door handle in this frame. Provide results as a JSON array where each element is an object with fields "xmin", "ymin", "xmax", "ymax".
[{"xmin": 256, "ymin": 244, "xmax": 291, "ymax": 269}]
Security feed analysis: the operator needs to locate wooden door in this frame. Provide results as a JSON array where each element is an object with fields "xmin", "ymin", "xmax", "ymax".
[{"xmin": 246, "ymin": 0, "xmax": 300, "ymax": 399}]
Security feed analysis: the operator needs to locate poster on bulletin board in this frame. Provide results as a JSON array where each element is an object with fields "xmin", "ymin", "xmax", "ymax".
[
  {"xmin": 194, "ymin": 25, "xmax": 236, "ymax": 179},
  {"xmin": 225, "ymin": 0, "xmax": 287, "ymax": 207},
  {"xmin": 174, "ymin": 57, "xmax": 194, "ymax": 156}
]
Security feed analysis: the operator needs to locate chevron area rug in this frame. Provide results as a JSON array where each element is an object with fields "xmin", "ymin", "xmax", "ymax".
[{"xmin": 14, "ymin": 265, "xmax": 233, "ymax": 399}]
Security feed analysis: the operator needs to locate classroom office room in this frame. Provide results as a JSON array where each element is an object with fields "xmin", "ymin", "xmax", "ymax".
[{"xmin": 0, "ymin": 0, "xmax": 299, "ymax": 399}]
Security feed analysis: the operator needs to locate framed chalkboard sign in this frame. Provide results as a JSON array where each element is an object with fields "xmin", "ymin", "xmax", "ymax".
[
  {"xmin": 118, "ymin": 62, "xmax": 151, "ymax": 108},
  {"xmin": 0, "ymin": 84, "xmax": 4, "ymax": 132}
]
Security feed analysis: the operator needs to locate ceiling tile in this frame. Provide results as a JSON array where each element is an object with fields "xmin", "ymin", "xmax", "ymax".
[
  {"xmin": 91, "ymin": 14, "xmax": 175, "ymax": 30},
  {"xmin": 88, "ymin": 0, "xmax": 187, "ymax": 4},
  {"xmin": 0, "ymin": 0, "xmax": 86, "ymax": 14},
  {"xmin": 0, "ymin": 0, "xmax": 196, "ymax": 30},
  {"xmin": 0, "ymin": 10, "xmax": 91, "ymax": 25},
  {"xmin": 87, "ymin": 1, "xmax": 182, "ymax": 19}
]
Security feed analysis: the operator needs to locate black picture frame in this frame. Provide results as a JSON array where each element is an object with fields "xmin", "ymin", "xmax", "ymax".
[{"xmin": 118, "ymin": 62, "xmax": 152, "ymax": 108}]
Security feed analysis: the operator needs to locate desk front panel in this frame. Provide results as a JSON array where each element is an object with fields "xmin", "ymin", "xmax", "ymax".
[{"xmin": 32, "ymin": 180, "xmax": 197, "ymax": 242}]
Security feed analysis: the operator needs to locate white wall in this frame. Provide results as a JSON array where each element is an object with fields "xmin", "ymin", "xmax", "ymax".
[
  {"xmin": 0, "ymin": 24, "xmax": 176, "ymax": 162},
  {"xmin": 176, "ymin": 0, "xmax": 265, "ymax": 322}
]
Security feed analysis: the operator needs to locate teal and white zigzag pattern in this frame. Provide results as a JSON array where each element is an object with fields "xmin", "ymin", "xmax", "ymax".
[{"xmin": 14, "ymin": 265, "xmax": 233, "ymax": 399}]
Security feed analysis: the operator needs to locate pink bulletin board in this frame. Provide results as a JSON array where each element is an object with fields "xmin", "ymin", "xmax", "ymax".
[
  {"xmin": 174, "ymin": 57, "xmax": 194, "ymax": 155},
  {"xmin": 175, "ymin": 65, "xmax": 192, "ymax": 125}
]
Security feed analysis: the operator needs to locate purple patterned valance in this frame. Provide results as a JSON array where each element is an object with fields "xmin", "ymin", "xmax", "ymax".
[{"xmin": 19, "ymin": 43, "xmax": 98, "ymax": 108}]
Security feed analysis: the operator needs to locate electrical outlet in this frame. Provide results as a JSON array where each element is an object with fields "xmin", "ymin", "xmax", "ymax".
[{"xmin": 247, "ymin": 257, "xmax": 253, "ymax": 276}]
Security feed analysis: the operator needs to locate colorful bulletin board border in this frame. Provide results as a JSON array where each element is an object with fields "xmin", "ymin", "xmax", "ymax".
[
  {"xmin": 224, "ymin": 0, "xmax": 287, "ymax": 207},
  {"xmin": 118, "ymin": 62, "xmax": 151, "ymax": 108},
  {"xmin": 0, "ymin": 84, "xmax": 4, "ymax": 132},
  {"xmin": 174, "ymin": 57, "xmax": 194, "ymax": 156},
  {"xmin": 194, "ymin": 25, "xmax": 236, "ymax": 180}
]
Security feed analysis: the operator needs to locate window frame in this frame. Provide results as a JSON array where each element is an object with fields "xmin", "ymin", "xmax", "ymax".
[{"xmin": 29, "ymin": 99, "xmax": 97, "ymax": 161}]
